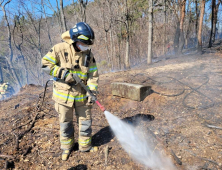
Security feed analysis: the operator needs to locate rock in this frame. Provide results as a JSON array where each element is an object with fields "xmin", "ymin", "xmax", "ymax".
[{"xmin": 111, "ymin": 82, "xmax": 151, "ymax": 101}]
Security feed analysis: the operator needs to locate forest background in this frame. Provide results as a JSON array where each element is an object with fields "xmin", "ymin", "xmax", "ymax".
[{"xmin": 0, "ymin": 0, "xmax": 221, "ymax": 92}]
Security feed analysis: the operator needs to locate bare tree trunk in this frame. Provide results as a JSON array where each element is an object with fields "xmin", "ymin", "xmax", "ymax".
[
  {"xmin": 25, "ymin": 3, "xmax": 43, "ymax": 85},
  {"xmin": 125, "ymin": 33, "xmax": 130, "ymax": 69},
  {"xmin": 78, "ymin": 0, "xmax": 88, "ymax": 22},
  {"xmin": 195, "ymin": 0, "xmax": 198, "ymax": 39},
  {"xmin": 108, "ymin": 0, "xmax": 114, "ymax": 70},
  {"xmin": 45, "ymin": 0, "xmax": 62, "ymax": 33},
  {"xmin": 110, "ymin": 30, "xmax": 114, "ymax": 70},
  {"xmin": 42, "ymin": 0, "xmax": 52, "ymax": 46},
  {"xmin": 60, "ymin": 0, "xmax": 67, "ymax": 32},
  {"xmin": 185, "ymin": 0, "xmax": 192, "ymax": 49},
  {"xmin": 37, "ymin": 18, "xmax": 44, "ymax": 86},
  {"xmin": 118, "ymin": 24, "xmax": 122, "ymax": 70},
  {"xmin": 209, "ymin": 0, "xmax": 216, "ymax": 47},
  {"xmin": 55, "ymin": 0, "xmax": 62, "ymax": 33},
  {"xmin": 0, "ymin": 65, "xmax": 3, "ymax": 81},
  {"xmin": 163, "ymin": 0, "xmax": 166, "ymax": 55},
  {"xmin": 124, "ymin": 0, "xmax": 130, "ymax": 69},
  {"xmin": 174, "ymin": 21, "xmax": 180, "ymax": 54},
  {"xmin": 147, "ymin": 0, "xmax": 153, "ymax": 64},
  {"xmin": 212, "ymin": 0, "xmax": 221, "ymax": 43},
  {"xmin": 178, "ymin": 0, "xmax": 186, "ymax": 55},
  {"xmin": 98, "ymin": 0, "xmax": 111, "ymax": 68},
  {"xmin": 0, "ymin": 0, "xmax": 22, "ymax": 88},
  {"xmin": 198, "ymin": 0, "xmax": 206, "ymax": 53},
  {"xmin": 13, "ymin": 15, "xmax": 30, "ymax": 85}
]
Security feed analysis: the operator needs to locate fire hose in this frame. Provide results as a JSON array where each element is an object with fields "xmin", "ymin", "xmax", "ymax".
[
  {"xmin": 41, "ymin": 75, "xmax": 106, "ymax": 112},
  {"xmin": 72, "ymin": 74, "xmax": 106, "ymax": 112}
]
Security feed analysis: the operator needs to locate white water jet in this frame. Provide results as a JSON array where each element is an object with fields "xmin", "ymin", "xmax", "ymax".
[{"xmin": 104, "ymin": 111, "xmax": 176, "ymax": 170}]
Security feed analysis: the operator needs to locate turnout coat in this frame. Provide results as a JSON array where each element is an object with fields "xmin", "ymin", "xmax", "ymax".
[{"xmin": 41, "ymin": 31, "xmax": 98, "ymax": 107}]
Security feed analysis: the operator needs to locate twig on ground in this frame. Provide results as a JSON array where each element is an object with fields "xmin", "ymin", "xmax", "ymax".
[
  {"xmin": 105, "ymin": 145, "xmax": 109, "ymax": 165},
  {"xmin": 206, "ymin": 124, "xmax": 222, "ymax": 130},
  {"xmin": 147, "ymin": 127, "xmax": 183, "ymax": 166},
  {"xmin": 171, "ymin": 149, "xmax": 182, "ymax": 165},
  {"xmin": 12, "ymin": 120, "xmax": 32, "ymax": 131},
  {"xmin": 0, "ymin": 154, "xmax": 14, "ymax": 159},
  {"xmin": 185, "ymin": 149, "xmax": 221, "ymax": 167},
  {"xmin": 15, "ymin": 111, "xmax": 39, "ymax": 150},
  {"xmin": 5, "ymin": 160, "xmax": 8, "ymax": 169},
  {"xmin": 23, "ymin": 146, "xmax": 32, "ymax": 156}
]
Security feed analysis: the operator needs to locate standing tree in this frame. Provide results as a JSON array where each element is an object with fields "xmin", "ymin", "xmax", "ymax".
[
  {"xmin": 184, "ymin": 0, "xmax": 192, "ymax": 49},
  {"xmin": 44, "ymin": 0, "xmax": 63, "ymax": 34},
  {"xmin": 195, "ymin": 0, "xmax": 199, "ymax": 40},
  {"xmin": 78, "ymin": 0, "xmax": 88, "ymax": 22},
  {"xmin": 178, "ymin": 0, "xmax": 186, "ymax": 55},
  {"xmin": 171, "ymin": 0, "xmax": 186, "ymax": 55},
  {"xmin": 0, "ymin": 64, "xmax": 3, "ymax": 82},
  {"xmin": 197, "ymin": 0, "xmax": 206, "ymax": 53},
  {"xmin": 42, "ymin": 0, "xmax": 52, "ymax": 46},
  {"xmin": 13, "ymin": 14, "xmax": 29, "ymax": 85},
  {"xmin": 209, "ymin": 0, "xmax": 221, "ymax": 47},
  {"xmin": 163, "ymin": 0, "xmax": 167, "ymax": 55},
  {"xmin": 22, "ymin": 1, "xmax": 44, "ymax": 85},
  {"xmin": 147, "ymin": 0, "xmax": 153, "ymax": 64},
  {"xmin": 60, "ymin": 0, "xmax": 67, "ymax": 32},
  {"xmin": 97, "ymin": 0, "xmax": 112, "ymax": 69},
  {"xmin": 115, "ymin": 0, "xmax": 132, "ymax": 69},
  {"xmin": 0, "ymin": 0, "xmax": 22, "ymax": 88},
  {"xmin": 124, "ymin": 0, "xmax": 130, "ymax": 69}
]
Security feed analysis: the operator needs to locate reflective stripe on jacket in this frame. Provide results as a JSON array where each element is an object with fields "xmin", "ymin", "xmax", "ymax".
[
  {"xmin": 0, "ymin": 83, "xmax": 8, "ymax": 94},
  {"xmin": 42, "ymin": 31, "xmax": 99, "ymax": 107}
]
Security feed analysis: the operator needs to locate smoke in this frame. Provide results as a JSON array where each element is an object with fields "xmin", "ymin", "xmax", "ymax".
[{"xmin": 104, "ymin": 111, "xmax": 176, "ymax": 170}]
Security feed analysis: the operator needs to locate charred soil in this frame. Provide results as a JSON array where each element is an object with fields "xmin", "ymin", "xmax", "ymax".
[{"xmin": 1, "ymin": 46, "xmax": 222, "ymax": 170}]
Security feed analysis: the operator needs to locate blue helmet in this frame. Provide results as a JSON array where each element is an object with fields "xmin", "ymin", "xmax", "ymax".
[{"xmin": 69, "ymin": 22, "xmax": 95, "ymax": 45}]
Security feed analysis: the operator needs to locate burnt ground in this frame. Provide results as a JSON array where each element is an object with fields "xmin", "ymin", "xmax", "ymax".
[{"xmin": 1, "ymin": 44, "xmax": 222, "ymax": 170}]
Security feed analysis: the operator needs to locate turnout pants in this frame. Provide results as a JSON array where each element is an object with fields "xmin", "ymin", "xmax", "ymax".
[{"xmin": 55, "ymin": 102, "xmax": 92, "ymax": 151}]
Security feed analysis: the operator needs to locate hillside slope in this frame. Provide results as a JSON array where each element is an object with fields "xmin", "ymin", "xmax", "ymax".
[{"xmin": 1, "ymin": 49, "xmax": 222, "ymax": 170}]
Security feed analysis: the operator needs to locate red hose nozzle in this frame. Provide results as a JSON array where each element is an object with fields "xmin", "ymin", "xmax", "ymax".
[{"xmin": 95, "ymin": 100, "xmax": 106, "ymax": 112}]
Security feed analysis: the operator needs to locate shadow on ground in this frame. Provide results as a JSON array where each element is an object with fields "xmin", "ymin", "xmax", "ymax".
[
  {"xmin": 68, "ymin": 164, "xmax": 87, "ymax": 170},
  {"xmin": 92, "ymin": 114, "xmax": 155, "ymax": 146}
]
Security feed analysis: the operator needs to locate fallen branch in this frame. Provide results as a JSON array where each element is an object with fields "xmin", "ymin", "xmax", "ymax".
[
  {"xmin": 206, "ymin": 124, "xmax": 222, "ymax": 130},
  {"xmin": 185, "ymin": 149, "xmax": 221, "ymax": 167},
  {"xmin": 23, "ymin": 146, "xmax": 32, "ymax": 156},
  {"xmin": 105, "ymin": 145, "xmax": 109, "ymax": 165},
  {"xmin": 15, "ymin": 112, "xmax": 39, "ymax": 150},
  {"xmin": 5, "ymin": 160, "xmax": 8, "ymax": 169},
  {"xmin": 12, "ymin": 120, "xmax": 32, "ymax": 131},
  {"xmin": 0, "ymin": 154, "xmax": 14, "ymax": 160},
  {"xmin": 170, "ymin": 149, "xmax": 182, "ymax": 165},
  {"xmin": 147, "ymin": 128, "xmax": 183, "ymax": 165}
]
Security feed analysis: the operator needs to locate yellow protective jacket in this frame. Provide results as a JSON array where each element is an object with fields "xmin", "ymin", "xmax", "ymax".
[
  {"xmin": 0, "ymin": 83, "xmax": 8, "ymax": 94},
  {"xmin": 41, "ymin": 31, "xmax": 99, "ymax": 107}
]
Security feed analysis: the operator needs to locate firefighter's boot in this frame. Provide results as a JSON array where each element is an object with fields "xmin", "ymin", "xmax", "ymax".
[
  {"xmin": 81, "ymin": 146, "xmax": 98, "ymax": 152},
  {"xmin": 62, "ymin": 149, "xmax": 71, "ymax": 161}
]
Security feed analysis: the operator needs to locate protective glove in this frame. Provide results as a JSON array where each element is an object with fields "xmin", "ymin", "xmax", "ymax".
[
  {"xmin": 64, "ymin": 72, "xmax": 75, "ymax": 83},
  {"xmin": 56, "ymin": 67, "xmax": 75, "ymax": 84},
  {"xmin": 86, "ymin": 92, "xmax": 96, "ymax": 106}
]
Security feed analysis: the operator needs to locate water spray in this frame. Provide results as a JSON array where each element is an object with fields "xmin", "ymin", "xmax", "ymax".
[{"xmin": 72, "ymin": 74, "xmax": 176, "ymax": 169}]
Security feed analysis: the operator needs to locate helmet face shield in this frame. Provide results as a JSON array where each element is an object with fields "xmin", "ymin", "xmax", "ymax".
[{"xmin": 70, "ymin": 22, "xmax": 95, "ymax": 45}]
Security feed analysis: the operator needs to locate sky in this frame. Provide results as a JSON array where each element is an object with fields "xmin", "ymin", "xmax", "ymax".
[
  {"xmin": 1, "ymin": 0, "xmax": 75, "ymax": 18},
  {"xmin": 0, "ymin": 0, "xmax": 221, "ymax": 32}
]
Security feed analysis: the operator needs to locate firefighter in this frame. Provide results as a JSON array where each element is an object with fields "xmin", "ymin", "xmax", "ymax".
[
  {"xmin": 41, "ymin": 22, "xmax": 98, "ymax": 161},
  {"xmin": 0, "ymin": 81, "xmax": 10, "ymax": 100}
]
